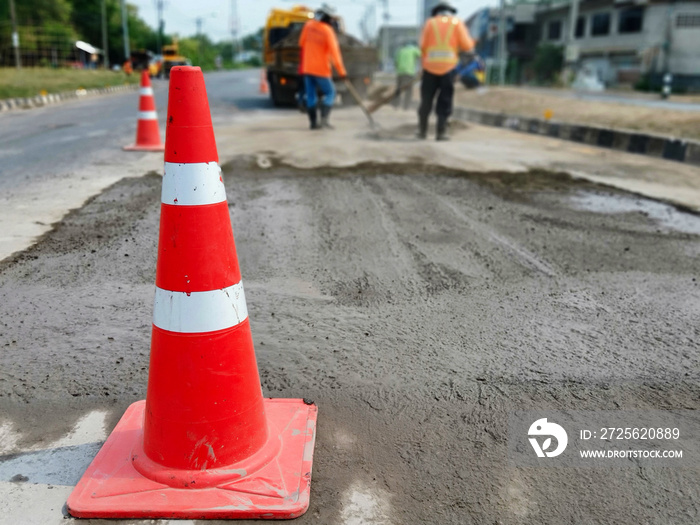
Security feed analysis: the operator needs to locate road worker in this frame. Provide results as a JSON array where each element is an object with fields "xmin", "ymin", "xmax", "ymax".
[
  {"xmin": 418, "ymin": 1, "xmax": 475, "ymax": 140},
  {"xmin": 299, "ymin": 4, "xmax": 347, "ymax": 130},
  {"xmin": 393, "ymin": 40, "xmax": 422, "ymax": 110}
]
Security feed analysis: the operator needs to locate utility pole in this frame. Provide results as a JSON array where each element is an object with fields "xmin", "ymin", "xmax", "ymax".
[
  {"xmin": 196, "ymin": 17, "xmax": 203, "ymax": 37},
  {"xmin": 381, "ymin": 0, "xmax": 390, "ymax": 71},
  {"xmin": 661, "ymin": 3, "xmax": 674, "ymax": 98},
  {"xmin": 564, "ymin": 0, "xmax": 580, "ymax": 83},
  {"xmin": 101, "ymin": 0, "xmax": 109, "ymax": 69},
  {"xmin": 120, "ymin": 0, "xmax": 130, "ymax": 62},
  {"xmin": 566, "ymin": 0, "xmax": 580, "ymax": 48},
  {"xmin": 8, "ymin": 0, "xmax": 21, "ymax": 69},
  {"xmin": 360, "ymin": 3, "xmax": 377, "ymax": 44},
  {"xmin": 360, "ymin": 4, "xmax": 370, "ymax": 43},
  {"xmin": 155, "ymin": 0, "xmax": 165, "ymax": 55},
  {"xmin": 498, "ymin": 0, "xmax": 507, "ymax": 85},
  {"xmin": 230, "ymin": 0, "xmax": 239, "ymax": 59}
]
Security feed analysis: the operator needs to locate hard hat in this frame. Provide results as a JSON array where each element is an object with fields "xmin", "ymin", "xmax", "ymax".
[
  {"xmin": 316, "ymin": 3, "xmax": 337, "ymax": 17},
  {"xmin": 431, "ymin": 1, "xmax": 458, "ymax": 16}
]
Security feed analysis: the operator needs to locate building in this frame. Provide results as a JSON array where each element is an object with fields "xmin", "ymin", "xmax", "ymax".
[
  {"xmin": 539, "ymin": 0, "xmax": 700, "ymax": 89},
  {"xmin": 466, "ymin": 0, "xmax": 700, "ymax": 90},
  {"xmin": 466, "ymin": 4, "xmax": 540, "ymax": 83},
  {"xmin": 421, "ymin": 0, "xmax": 529, "ymax": 83}
]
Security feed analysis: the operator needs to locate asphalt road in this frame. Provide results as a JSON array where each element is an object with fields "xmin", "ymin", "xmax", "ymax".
[
  {"xmin": 0, "ymin": 69, "xmax": 274, "ymax": 261},
  {"xmin": 0, "ymin": 69, "xmax": 269, "ymax": 192}
]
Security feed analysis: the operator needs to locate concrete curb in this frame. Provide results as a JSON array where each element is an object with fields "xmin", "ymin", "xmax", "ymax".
[
  {"xmin": 451, "ymin": 106, "xmax": 700, "ymax": 168},
  {"xmin": 0, "ymin": 84, "xmax": 139, "ymax": 112}
]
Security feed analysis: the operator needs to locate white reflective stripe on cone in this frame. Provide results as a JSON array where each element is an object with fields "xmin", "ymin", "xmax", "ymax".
[
  {"xmin": 140, "ymin": 87, "xmax": 154, "ymax": 96},
  {"xmin": 162, "ymin": 162, "xmax": 226, "ymax": 206},
  {"xmin": 153, "ymin": 281, "xmax": 249, "ymax": 333},
  {"xmin": 138, "ymin": 110, "xmax": 158, "ymax": 120}
]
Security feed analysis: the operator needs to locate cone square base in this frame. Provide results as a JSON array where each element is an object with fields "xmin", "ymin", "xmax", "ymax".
[
  {"xmin": 67, "ymin": 399, "xmax": 318, "ymax": 519},
  {"xmin": 123, "ymin": 143, "xmax": 165, "ymax": 152}
]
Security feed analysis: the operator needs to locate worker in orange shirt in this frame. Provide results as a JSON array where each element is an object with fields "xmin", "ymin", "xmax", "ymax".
[
  {"xmin": 299, "ymin": 4, "xmax": 347, "ymax": 129},
  {"xmin": 418, "ymin": 2, "xmax": 475, "ymax": 140}
]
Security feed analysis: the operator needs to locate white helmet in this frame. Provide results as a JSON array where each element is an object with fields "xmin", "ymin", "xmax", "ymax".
[{"xmin": 316, "ymin": 3, "xmax": 337, "ymax": 17}]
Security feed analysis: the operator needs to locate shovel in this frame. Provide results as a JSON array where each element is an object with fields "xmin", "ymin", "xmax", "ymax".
[
  {"xmin": 343, "ymin": 78, "xmax": 378, "ymax": 129},
  {"xmin": 366, "ymin": 74, "xmax": 422, "ymax": 114}
]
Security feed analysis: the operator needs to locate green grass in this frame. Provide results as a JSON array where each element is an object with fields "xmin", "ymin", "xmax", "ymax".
[{"xmin": 0, "ymin": 68, "xmax": 140, "ymax": 99}]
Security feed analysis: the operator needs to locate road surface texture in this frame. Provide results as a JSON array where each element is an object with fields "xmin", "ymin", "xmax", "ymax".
[{"xmin": 0, "ymin": 70, "xmax": 699, "ymax": 524}]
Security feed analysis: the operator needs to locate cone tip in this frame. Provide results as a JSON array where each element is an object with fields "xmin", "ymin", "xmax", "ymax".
[
  {"xmin": 165, "ymin": 65, "xmax": 217, "ymax": 163},
  {"xmin": 170, "ymin": 66, "xmax": 202, "ymax": 76},
  {"xmin": 140, "ymin": 69, "xmax": 151, "ymax": 87}
]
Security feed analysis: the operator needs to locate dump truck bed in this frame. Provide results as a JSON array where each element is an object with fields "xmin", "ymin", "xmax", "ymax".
[{"xmin": 267, "ymin": 28, "xmax": 377, "ymax": 106}]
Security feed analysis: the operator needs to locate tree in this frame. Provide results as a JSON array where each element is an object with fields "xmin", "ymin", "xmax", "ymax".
[
  {"xmin": 126, "ymin": 3, "xmax": 160, "ymax": 53},
  {"xmin": 69, "ymin": 0, "xmax": 160, "ymax": 64},
  {"xmin": 0, "ymin": 0, "xmax": 76, "ymax": 65},
  {"xmin": 533, "ymin": 43, "xmax": 564, "ymax": 84},
  {"xmin": 69, "ymin": 0, "xmax": 119, "ymax": 63},
  {"xmin": 240, "ymin": 29, "xmax": 263, "ymax": 52},
  {"xmin": 0, "ymin": 0, "xmax": 260, "ymax": 69},
  {"xmin": 0, "ymin": 0, "xmax": 74, "ymax": 26},
  {"xmin": 178, "ymin": 34, "xmax": 219, "ymax": 70}
]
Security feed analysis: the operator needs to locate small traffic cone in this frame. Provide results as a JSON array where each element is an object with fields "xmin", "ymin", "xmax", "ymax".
[
  {"xmin": 259, "ymin": 69, "xmax": 269, "ymax": 95},
  {"xmin": 67, "ymin": 66, "xmax": 318, "ymax": 520},
  {"xmin": 123, "ymin": 70, "xmax": 165, "ymax": 151}
]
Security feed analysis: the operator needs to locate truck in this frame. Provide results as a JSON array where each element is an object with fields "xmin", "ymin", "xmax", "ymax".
[
  {"xmin": 263, "ymin": 5, "xmax": 378, "ymax": 107},
  {"xmin": 130, "ymin": 49, "xmax": 162, "ymax": 78},
  {"xmin": 162, "ymin": 40, "xmax": 191, "ymax": 78}
]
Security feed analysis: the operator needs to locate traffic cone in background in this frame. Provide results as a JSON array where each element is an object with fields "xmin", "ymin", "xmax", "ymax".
[
  {"xmin": 259, "ymin": 69, "xmax": 269, "ymax": 95},
  {"xmin": 67, "ymin": 66, "xmax": 318, "ymax": 520},
  {"xmin": 123, "ymin": 70, "xmax": 165, "ymax": 151}
]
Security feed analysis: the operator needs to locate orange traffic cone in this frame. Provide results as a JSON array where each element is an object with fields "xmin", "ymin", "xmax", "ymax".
[
  {"xmin": 123, "ymin": 70, "xmax": 165, "ymax": 151},
  {"xmin": 259, "ymin": 69, "xmax": 269, "ymax": 95},
  {"xmin": 67, "ymin": 66, "xmax": 318, "ymax": 520}
]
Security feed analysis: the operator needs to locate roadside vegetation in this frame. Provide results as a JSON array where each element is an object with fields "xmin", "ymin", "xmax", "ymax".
[
  {"xmin": 0, "ymin": 0, "xmax": 263, "ymax": 98},
  {"xmin": 0, "ymin": 68, "xmax": 139, "ymax": 99}
]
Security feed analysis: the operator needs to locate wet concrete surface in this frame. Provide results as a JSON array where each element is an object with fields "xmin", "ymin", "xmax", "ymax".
[{"xmin": 0, "ymin": 159, "xmax": 698, "ymax": 524}]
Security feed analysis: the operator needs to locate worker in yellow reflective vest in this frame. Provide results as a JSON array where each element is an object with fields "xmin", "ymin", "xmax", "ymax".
[{"xmin": 418, "ymin": 2, "xmax": 475, "ymax": 140}]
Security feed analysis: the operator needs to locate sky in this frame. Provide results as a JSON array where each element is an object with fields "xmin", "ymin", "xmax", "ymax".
[{"xmin": 129, "ymin": 0, "xmax": 495, "ymax": 43}]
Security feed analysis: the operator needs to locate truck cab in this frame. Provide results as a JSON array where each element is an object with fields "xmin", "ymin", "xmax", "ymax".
[{"xmin": 162, "ymin": 41, "xmax": 191, "ymax": 78}]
